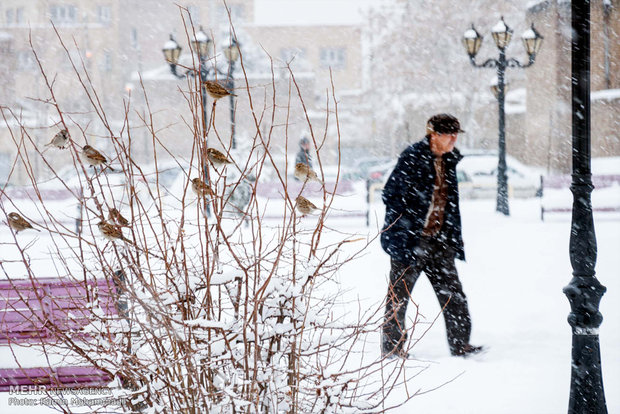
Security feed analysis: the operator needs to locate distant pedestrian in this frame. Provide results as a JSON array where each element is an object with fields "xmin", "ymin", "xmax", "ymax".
[
  {"xmin": 295, "ymin": 137, "xmax": 312, "ymax": 171},
  {"xmin": 380, "ymin": 113, "xmax": 482, "ymax": 358}
]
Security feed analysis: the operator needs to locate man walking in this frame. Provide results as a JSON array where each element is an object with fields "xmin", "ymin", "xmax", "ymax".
[{"xmin": 380, "ymin": 113, "xmax": 482, "ymax": 358}]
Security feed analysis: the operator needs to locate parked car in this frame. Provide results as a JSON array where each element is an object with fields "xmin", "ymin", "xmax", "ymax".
[
  {"xmin": 458, "ymin": 152, "xmax": 542, "ymax": 199},
  {"xmin": 369, "ymin": 151, "xmax": 541, "ymax": 199},
  {"xmin": 342, "ymin": 157, "xmax": 393, "ymax": 181}
]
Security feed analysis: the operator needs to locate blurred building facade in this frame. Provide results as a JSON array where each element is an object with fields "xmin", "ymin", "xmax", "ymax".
[
  {"xmin": 2, "ymin": 0, "xmax": 617, "ymax": 186},
  {"xmin": 0, "ymin": 0, "xmax": 367, "ymax": 185},
  {"xmin": 363, "ymin": 0, "xmax": 619, "ymax": 175},
  {"xmin": 524, "ymin": 0, "xmax": 620, "ymax": 173},
  {"xmin": 0, "ymin": 0, "xmax": 183, "ymax": 184}
]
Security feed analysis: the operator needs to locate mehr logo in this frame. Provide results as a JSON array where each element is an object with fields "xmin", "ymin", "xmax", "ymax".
[{"xmin": 9, "ymin": 385, "xmax": 48, "ymax": 394}]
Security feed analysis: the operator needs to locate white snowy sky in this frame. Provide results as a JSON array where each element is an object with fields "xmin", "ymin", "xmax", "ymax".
[{"xmin": 254, "ymin": 0, "xmax": 379, "ymax": 25}]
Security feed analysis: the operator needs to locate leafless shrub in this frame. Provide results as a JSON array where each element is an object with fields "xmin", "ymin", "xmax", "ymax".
[{"xmin": 0, "ymin": 8, "xmax": 432, "ymax": 413}]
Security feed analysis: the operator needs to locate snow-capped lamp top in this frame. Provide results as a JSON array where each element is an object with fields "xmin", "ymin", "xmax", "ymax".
[
  {"xmin": 162, "ymin": 35, "xmax": 182, "ymax": 65},
  {"xmin": 522, "ymin": 28, "xmax": 536, "ymax": 39},
  {"xmin": 163, "ymin": 39, "xmax": 179, "ymax": 51},
  {"xmin": 491, "ymin": 19, "xmax": 508, "ymax": 33},
  {"xmin": 191, "ymin": 27, "xmax": 211, "ymax": 57},
  {"xmin": 163, "ymin": 35, "xmax": 180, "ymax": 52},
  {"xmin": 462, "ymin": 24, "xmax": 483, "ymax": 57},
  {"xmin": 195, "ymin": 28, "xmax": 209, "ymax": 43},
  {"xmin": 464, "ymin": 28, "xmax": 478, "ymax": 39},
  {"xmin": 521, "ymin": 23, "xmax": 544, "ymax": 56},
  {"xmin": 490, "ymin": 16, "xmax": 513, "ymax": 50}
]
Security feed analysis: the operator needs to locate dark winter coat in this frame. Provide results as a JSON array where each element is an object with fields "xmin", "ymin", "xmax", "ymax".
[
  {"xmin": 295, "ymin": 148, "xmax": 312, "ymax": 168},
  {"xmin": 380, "ymin": 136, "xmax": 465, "ymax": 265}
]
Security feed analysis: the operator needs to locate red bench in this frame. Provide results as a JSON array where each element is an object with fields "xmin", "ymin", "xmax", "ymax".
[
  {"xmin": 540, "ymin": 174, "xmax": 620, "ymax": 220},
  {"xmin": 0, "ymin": 277, "xmax": 119, "ymax": 390}
]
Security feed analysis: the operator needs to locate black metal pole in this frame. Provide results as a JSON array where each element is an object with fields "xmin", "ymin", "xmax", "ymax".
[
  {"xmin": 496, "ymin": 48, "xmax": 509, "ymax": 216},
  {"xmin": 229, "ymin": 60, "xmax": 236, "ymax": 149},
  {"xmin": 197, "ymin": 57, "xmax": 211, "ymax": 217},
  {"xmin": 199, "ymin": 57, "xmax": 209, "ymax": 141},
  {"xmin": 564, "ymin": 1, "xmax": 607, "ymax": 412}
]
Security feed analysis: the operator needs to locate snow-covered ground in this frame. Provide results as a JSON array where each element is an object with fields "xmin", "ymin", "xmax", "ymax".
[
  {"xmin": 349, "ymin": 197, "xmax": 620, "ymax": 413},
  {"xmin": 1, "ymin": 180, "xmax": 619, "ymax": 413}
]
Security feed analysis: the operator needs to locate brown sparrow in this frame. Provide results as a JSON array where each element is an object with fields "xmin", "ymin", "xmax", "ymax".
[
  {"xmin": 45, "ymin": 129, "xmax": 70, "ymax": 149},
  {"xmin": 204, "ymin": 80, "xmax": 236, "ymax": 100},
  {"xmin": 191, "ymin": 178, "xmax": 214, "ymax": 198},
  {"xmin": 294, "ymin": 163, "xmax": 323, "ymax": 184},
  {"xmin": 82, "ymin": 145, "xmax": 113, "ymax": 169},
  {"xmin": 295, "ymin": 195, "xmax": 320, "ymax": 215},
  {"xmin": 8, "ymin": 212, "xmax": 40, "ymax": 233},
  {"xmin": 206, "ymin": 148, "xmax": 233, "ymax": 167},
  {"xmin": 108, "ymin": 208, "xmax": 130, "ymax": 227},
  {"xmin": 97, "ymin": 221, "xmax": 131, "ymax": 243}
]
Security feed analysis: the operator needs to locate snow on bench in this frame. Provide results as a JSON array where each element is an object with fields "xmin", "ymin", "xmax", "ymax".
[
  {"xmin": 540, "ymin": 174, "xmax": 620, "ymax": 221},
  {"xmin": 0, "ymin": 277, "xmax": 120, "ymax": 390}
]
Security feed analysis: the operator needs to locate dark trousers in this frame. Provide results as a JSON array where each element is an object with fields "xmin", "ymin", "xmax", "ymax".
[{"xmin": 382, "ymin": 236, "xmax": 472, "ymax": 355}]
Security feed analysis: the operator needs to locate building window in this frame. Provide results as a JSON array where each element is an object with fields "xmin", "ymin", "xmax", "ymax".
[
  {"xmin": 7, "ymin": 8, "xmax": 25, "ymax": 25},
  {"xmin": 130, "ymin": 27, "xmax": 138, "ymax": 49},
  {"xmin": 50, "ymin": 5, "xmax": 78, "ymax": 25},
  {"xmin": 320, "ymin": 47, "xmax": 346, "ymax": 69},
  {"xmin": 6, "ymin": 9, "xmax": 14, "ymax": 25},
  {"xmin": 17, "ymin": 51, "xmax": 36, "ymax": 71},
  {"xmin": 187, "ymin": 5, "xmax": 199, "ymax": 23},
  {"xmin": 0, "ymin": 40, "xmax": 11, "ymax": 54},
  {"xmin": 61, "ymin": 50, "xmax": 82, "ymax": 70},
  {"xmin": 0, "ymin": 152, "xmax": 10, "ymax": 186},
  {"xmin": 218, "ymin": 4, "xmax": 244, "ymax": 23},
  {"xmin": 97, "ymin": 5, "xmax": 111, "ymax": 24},
  {"xmin": 101, "ymin": 51, "xmax": 112, "ymax": 72}
]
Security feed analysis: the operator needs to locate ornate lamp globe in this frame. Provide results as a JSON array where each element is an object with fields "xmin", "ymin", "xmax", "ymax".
[
  {"xmin": 522, "ymin": 23, "xmax": 544, "ymax": 56},
  {"xmin": 491, "ymin": 16, "xmax": 513, "ymax": 50},
  {"xmin": 162, "ymin": 35, "xmax": 182, "ymax": 65},
  {"xmin": 463, "ymin": 24, "xmax": 483, "ymax": 57},
  {"xmin": 489, "ymin": 77, "xmax": 510, "ymax": 99},
  {"xmin": 223, "ymin": 39, "xmax": 240, "ymax": 63},
  {"xmin": 191, "ymin": 27, "xmax": 211, "ymax": 58}
]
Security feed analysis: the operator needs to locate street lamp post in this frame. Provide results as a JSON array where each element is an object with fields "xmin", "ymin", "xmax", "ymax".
[
  {"xmin": 191, "ymin": 28, "xmax": 212, "ymax": 134},
  {"xmin": 162, "ymin": 31, "xmax": 211, "ymax": 136},
  {"xmin": 564, "ymin": 1, "xmax": 607, "ymax": 412},
  {"xmin": 223, "ymin": 39, "xmax": 240, "ymax": 149},
  {"xmin": 162, "ymin": 31, "xmax": 240, "ymax": 148},
  {"xmin": 462, "ymin": 17, "xmax": 543, "ymax": 216}
]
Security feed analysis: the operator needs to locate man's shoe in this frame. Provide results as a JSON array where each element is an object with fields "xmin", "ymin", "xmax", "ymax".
[{"xmin": 452, "ymin": 344, "xmax": 484, "ymax": 357}]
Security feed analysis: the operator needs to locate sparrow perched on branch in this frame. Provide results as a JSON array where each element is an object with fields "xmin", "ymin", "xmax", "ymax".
[
  {"xmin": 206, "ymin": 148, "xmax": 233, "ymax": 167},
  {"xmin": 108, "ymin": 208, "xmax": 130, "ymax": 227},
  {"xmin": 295, "ymin": 195, "xmax": 320, "ymax": 216},
  {"xmin": 82, "ymin": 145, "xmax": 113, "ymax": 169},
  {"xmin": 203, "ymin": 80, "xmax": 236, "ymax": 100},
  {"xmin": 294, "ymin": 163, "xmax": 323, "ymax": 184},
  {"xmin": 45, "ymin": 129, "xmax": 70, "ymax": 149},
  {"xmin": 98, "ymin": 221, "xmax": 131, "ymax": 243},
  {"xmin": 8, "ymin": 212, "xmax": 40, "ymax": 233},
  {"xmin": 191, "ymin": 178, "xmax": 214, "ymax": 198}
]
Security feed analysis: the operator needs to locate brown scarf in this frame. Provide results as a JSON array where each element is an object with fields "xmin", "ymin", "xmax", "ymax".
[{"xmin": 422, "ymin": 157, "xmax": 448, "ymax": 236}]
